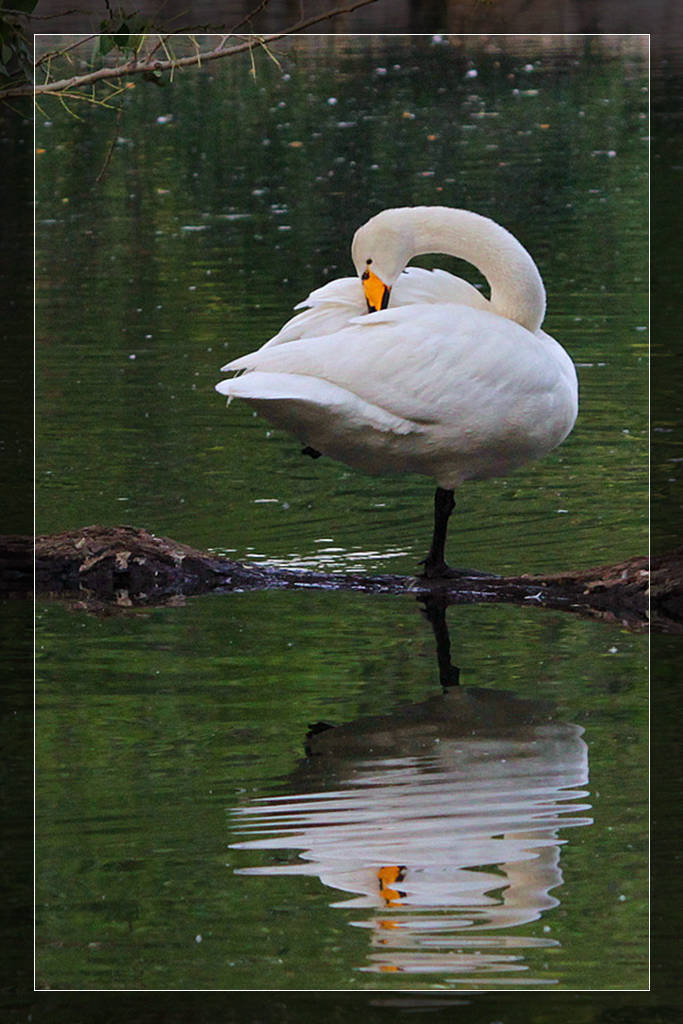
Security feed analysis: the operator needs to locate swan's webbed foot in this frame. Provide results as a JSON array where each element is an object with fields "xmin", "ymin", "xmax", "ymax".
[
  {"xmin": 419, "ymin": 558, "xmax": 492, "ymax": 580},
  {"xmin": 419, "ymin": 558, "xmax": 464, "ymax": 580},
  {"xmin": 301, "ymin": 445, "xmax": 322, "ymax": 459}
]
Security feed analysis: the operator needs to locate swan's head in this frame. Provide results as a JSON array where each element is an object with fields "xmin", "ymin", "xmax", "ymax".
[
  {"xmin": 351, "ymin": 205, "xmax": 546, "ymax": 331},
  {"xmin": 351, "ymin": 209, "xmax": 416, "ymax": 312}
]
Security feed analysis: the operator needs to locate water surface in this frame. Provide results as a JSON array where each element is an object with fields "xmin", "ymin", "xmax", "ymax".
[
  {"xmin": 35, "ymin": 33, "xmax": 648, "ymax": 575},
  {"xmin": 35, "ymin": 35, "xmax": 648, "ymax": 991},
  {"xmin": 36, "ymin": 594, "xmax": 647, "ymax": 990}
]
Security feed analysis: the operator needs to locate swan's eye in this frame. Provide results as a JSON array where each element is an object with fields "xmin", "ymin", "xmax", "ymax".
[{"xmin": 361, "ymin": 270, "xmax": 369, "ymax": 281}]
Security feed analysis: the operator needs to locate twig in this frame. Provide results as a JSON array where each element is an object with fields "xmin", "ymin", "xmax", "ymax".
[
  {"xmin": 3, "ymin": 0, "xmax": 380, "ymax": 98},
  {"xmin": 229, "ymin": 0, "xmax": 273, "ymax": 34},
  {"xmin": 143, "ymin": 34, "xmax": 170, "ymax": 62},
  {"xmin": 4, "ymin": 5, "xmax": 90, "ymax": 16},
  {"xmin": 35, "ymin": 34, "xmax": 99, "ymax": 68},
  {"xmin": 95, "ymin": 104, "xmax": 124, "ymax": 183},
  {"xmin": 156, "ymin": 33, "xmax": 177, "ymax": 81}
]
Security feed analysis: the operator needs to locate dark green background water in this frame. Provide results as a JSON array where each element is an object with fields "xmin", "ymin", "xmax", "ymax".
[{"xmin": 34, "ymin": 35, "xmax": 648, "ymax": 991}]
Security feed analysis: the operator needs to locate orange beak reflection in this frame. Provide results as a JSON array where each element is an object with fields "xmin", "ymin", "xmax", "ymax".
[
  {"xmin": 377, "ymin": 864, "xmax": 406, "ymax": 904},
  {"xmin": 362, "ymin": 268, "xmax": 391, "ymax": 312}
]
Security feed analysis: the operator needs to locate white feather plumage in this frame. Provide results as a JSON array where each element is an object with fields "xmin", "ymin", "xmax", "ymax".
[{"xmin": 215, "ymin": 206, "xmax": 578, "ymax": 574}]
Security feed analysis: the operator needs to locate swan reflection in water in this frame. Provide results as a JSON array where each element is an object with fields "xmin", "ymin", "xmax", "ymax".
[{"xmin": 229, "ymin": 683, "xmax": 592, "ymax": 984}]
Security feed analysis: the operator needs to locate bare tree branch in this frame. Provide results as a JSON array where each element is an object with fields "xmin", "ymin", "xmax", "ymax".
[
  {"xmin": 95, "ymin": 103, "xmax": 123, "ymax": 182},
  {"xmin": 8, "ymin": 6, "xmax": 92, "ymax": 17},
  {"xmin": 5, "ymin": 0, "xmax": 380, "ymax": 99},
  {"xmin": 229, "ymin": 0, "xmax": 275, "ymax": 34},
  {"xmin": 34, "ymin": 33, "xmax": 99, "ymax": 69}
]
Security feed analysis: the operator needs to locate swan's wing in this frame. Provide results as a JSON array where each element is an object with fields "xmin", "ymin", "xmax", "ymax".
[
  {"xmin": 236, "ymin": 270, "xmax": 489, "ymax": 358},
  {"xmin": 258, "ymin": 277, "xmax": 366, "ymax": 350},
  {"xmin": 220, "ymin": 303, "xmax": 566, "ymax": 428},
  {"xmin": 392, "ymin": 267, "xmax": 490, "ymax": 311},
  {"xmin": 292, "ymin": 277, "xmax": 364, "ymax": 311}
]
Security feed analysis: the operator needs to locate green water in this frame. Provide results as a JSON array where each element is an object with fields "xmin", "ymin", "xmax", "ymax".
[{"xmin": 35, "ymin": 35, "xmax": 648, "ymax": 991}]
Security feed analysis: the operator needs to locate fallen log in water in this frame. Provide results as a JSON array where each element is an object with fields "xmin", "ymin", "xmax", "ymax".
[{"xmin": 1, "ymin": 525, "xmax": 680, "ymax": 632}]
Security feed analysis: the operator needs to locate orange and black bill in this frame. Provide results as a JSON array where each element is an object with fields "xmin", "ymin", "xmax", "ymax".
[{"xmin": 362, "ymin": 268, "xmax": 391, "ymax": 312}]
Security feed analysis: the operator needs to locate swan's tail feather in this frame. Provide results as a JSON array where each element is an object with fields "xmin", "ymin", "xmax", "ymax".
[{"xmin": 215, "ymin": 371, "xmax": 415, "ymax": 437}]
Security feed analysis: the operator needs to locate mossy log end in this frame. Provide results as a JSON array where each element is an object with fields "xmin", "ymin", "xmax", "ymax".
[{"xmin": 1, "ymin": 524, "xmax": 680, "ymax": 631}]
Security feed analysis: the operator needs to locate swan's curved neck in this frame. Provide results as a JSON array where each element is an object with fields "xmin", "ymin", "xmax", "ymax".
[{"xmin": 356, "ymin": 207, "xmax": 546, "ymax": 333}]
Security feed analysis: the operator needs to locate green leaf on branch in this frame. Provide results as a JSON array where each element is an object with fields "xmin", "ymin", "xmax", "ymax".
[
  {"xmin": 112, "ymin": 25, "xmax": 130, "ymax": 49},
  {"xmin": 142, "ymin": 69, "xmax": 165, "ymax": 86},
  {"xmin": 94, "ymin": 35, "xmax": 117, "ymax": 57}
]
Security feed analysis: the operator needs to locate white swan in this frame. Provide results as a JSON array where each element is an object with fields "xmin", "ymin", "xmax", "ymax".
[{"xmin": 216, "ymin": 206, "xmax": 578, "ymax": 577}]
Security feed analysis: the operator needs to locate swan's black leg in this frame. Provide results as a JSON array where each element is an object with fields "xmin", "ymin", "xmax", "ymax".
[
  {"xmin": 421, "ymin": 487, "xmax": 456, "ymax": 578},
  {"xmin": 301, "ymin": 445, "xmax": 321, "ymax": 459}
]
